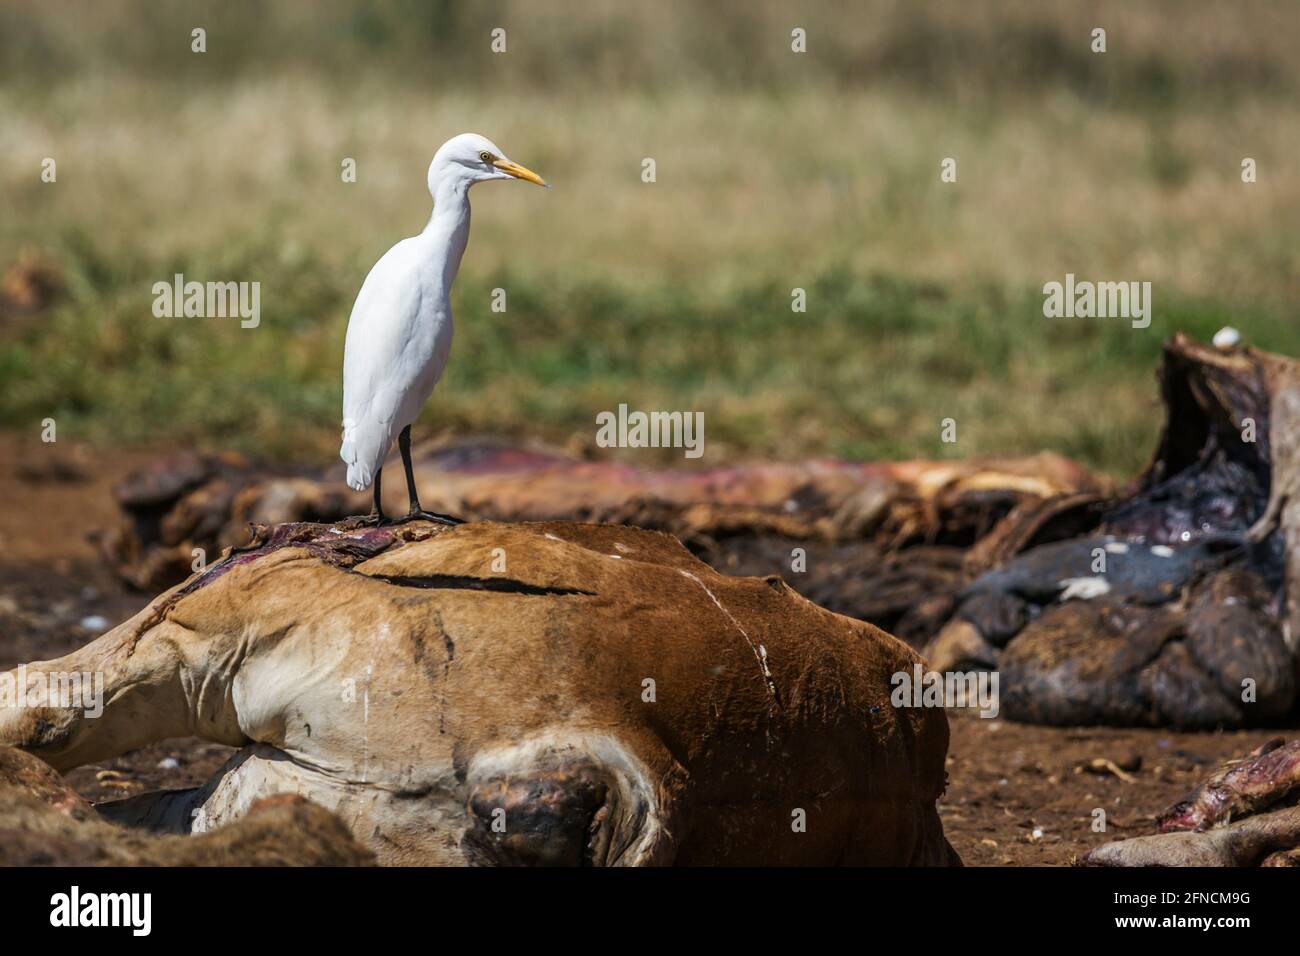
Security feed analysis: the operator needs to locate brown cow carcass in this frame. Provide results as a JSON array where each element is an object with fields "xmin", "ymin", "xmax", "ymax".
[{"xmin": 3, "ymin": 519, "xmax": 959, "ymax": 866}]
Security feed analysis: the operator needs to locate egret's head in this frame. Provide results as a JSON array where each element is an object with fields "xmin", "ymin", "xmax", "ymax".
[{"xmin": 428, "ymin": 133, "xmax": 548, "ymax": 196}]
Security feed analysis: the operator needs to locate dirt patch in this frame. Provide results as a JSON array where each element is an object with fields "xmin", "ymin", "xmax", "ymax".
[{"xmin": 940, "ymin": 713, "xmax": 1294, "ymax": 865}]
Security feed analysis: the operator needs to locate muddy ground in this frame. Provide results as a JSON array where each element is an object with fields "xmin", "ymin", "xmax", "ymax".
[{"xmin": 1, "ymin": 432, "xmax": 1293, "ymax": 866}]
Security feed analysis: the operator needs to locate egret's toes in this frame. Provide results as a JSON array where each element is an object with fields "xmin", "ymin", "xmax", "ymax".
[{"xmin": 404, "ymin": 509, "xmax": 464, "ymax": 526}]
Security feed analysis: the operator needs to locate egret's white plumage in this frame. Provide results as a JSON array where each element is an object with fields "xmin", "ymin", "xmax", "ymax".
[{"xmin": 340, "ymin": 133, "xmax": 546, "ymax": 511}]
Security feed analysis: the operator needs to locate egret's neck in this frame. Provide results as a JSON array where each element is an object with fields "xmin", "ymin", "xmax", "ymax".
[{"xmin": 421, "ymin": 176, "xmax": 472, "ymax": 292}]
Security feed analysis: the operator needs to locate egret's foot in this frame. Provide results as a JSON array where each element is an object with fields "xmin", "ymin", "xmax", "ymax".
[
  {"xmin": 402, "ymin": 509, "xmax": 464, "ymax": 526},
  {"xmin": 352, "ymin": 512, "xmax": 389, "ymax": 528}
]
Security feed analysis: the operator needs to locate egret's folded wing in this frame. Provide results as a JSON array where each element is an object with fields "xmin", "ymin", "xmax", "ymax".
[{"xmin": 341, "ymin": 243, "xmax": 426, "ymax": 490}]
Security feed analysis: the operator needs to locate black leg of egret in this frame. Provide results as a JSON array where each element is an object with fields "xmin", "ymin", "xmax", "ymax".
[
  {"xmin": 355, "ymin": 468, "xmax": 389, "ymax": 526},
  {"xmin": 398, "ymin": 425, "xmax": 463, "ymax": 525}
]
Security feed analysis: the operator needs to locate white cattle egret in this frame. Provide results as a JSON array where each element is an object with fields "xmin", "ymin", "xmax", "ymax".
[{"xmin": 340, "ymin": 133, "xmax": 547, "ymax": 523}]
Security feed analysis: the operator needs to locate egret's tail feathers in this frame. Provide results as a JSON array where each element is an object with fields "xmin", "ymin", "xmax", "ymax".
[
  {"xmin": 341, "ymin": 418, "xmax": 384, "ymax": 492},
  {"xmin": 345, "ymin": 461, "xmax": 372, "ymax": 492},
  {"xmin": 341, "ymin": 440, "xmax": 373, "ymax": 491}
]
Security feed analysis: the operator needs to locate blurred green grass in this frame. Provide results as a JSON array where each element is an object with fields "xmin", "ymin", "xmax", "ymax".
[
  {"xmin": 2, "ymin": 1, "xmax": 1298, "ymax": 478},
  {"xmin": 2, "ymin": 232, "xmax": 1293, "ymax": 478}
]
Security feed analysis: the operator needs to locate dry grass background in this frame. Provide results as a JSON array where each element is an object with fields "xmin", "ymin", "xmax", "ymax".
[{"xmin": 1, "ymin": 1, "xmax": 1298, "ymax": 473}]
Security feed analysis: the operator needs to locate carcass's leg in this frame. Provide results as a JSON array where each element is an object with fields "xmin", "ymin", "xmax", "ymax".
[
  {"xmin": 397, "ymin": 425, "xmax": 462, "ymax": 526},
  {"xmin": 1083, "ymin": 805, "xmax": 1300, "ymax": 867},
  {"xmin": 0, "ymin": 608, "xmax": 244, "ymax": 773},
  {"xmin": 458, "ymin": 733, "xmax": 675, "ymax": 866}
]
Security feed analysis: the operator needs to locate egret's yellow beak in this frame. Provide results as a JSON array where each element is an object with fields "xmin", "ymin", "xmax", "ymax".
[{"xmin": 493, "ymin": 158, "xmax": 548, "ymax": 188}]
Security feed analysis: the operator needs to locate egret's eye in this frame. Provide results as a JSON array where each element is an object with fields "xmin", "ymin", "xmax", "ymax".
[{"xmin": 479, "ymin": 151, "xmax": 495, "ymax": 164}]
